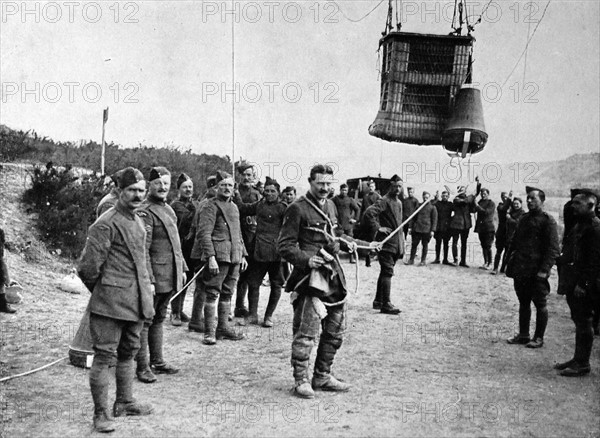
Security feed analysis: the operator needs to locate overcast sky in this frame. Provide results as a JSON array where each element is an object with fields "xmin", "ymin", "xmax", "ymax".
[{"xmin": 1, "ymin": 1, "xmax": 599, "ymax": 191}]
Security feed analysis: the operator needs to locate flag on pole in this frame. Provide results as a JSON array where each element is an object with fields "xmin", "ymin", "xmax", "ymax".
[{"xmin": 103, "ymin": 108, "xmax": 109, "ymax": 123}]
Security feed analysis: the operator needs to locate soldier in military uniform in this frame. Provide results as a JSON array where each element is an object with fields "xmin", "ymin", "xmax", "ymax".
[
  {"xmin": 363, "ymin": 175, "xmax": 405, "ymax": 314},
  {"xmin": 491, "ymin": 191, "xmax": 512, "ymax": 275},
  {"xmin": 278, "ymin": 164, "xmax": 372, "ymax": 399},
  {"xmin": 235, "ymin": 161, "xmax": 261, "ymax": 317},
  {"xmin": 431, "ymin": 190, "xmax": 454, "ymax": 265},
  {"xmin": 78, "ymin": 167, "xmax": 153, "ymax": 433},
  {"xmin": 506, "ymin": 186, "xmax": 560, "ymax": 349},
  {"xmin": 169, "ymin": 173, "xmax": 199, "ymax": 326},
  {"xmin": 96, "ymin": 169, "xmax": 123, "ymax": 218},
  {"xmin": 187, "ymin": 175, "xmax": 218, "ymax": 333},
  {"xmin": 236, "ymin": 177, "xmax": 287, "ymax": 327},
  {"xmin": 359, "ymin": 180, "xmax": 381, "ymax": 224},
  {"xmin": 135, "ymin": 167, "xmax": 187, "ymax": 383},
  {"xmin": 402, "ymin": 187, "xmax": 420, "ymax": 239},
  {"xmin": 0, "ymin": 227, "xmax": 16, "ymax": 314},
  {"xmin": 474, "ymin": 188, "xmax": 496, "ymax": 270},
  {"xmin": 406, "ymin": 191, "xmax": 437, "ymax": 266},
  {"xmin": 449, "ymin": 185, "xmax": 478, "ymax": 267},
  {"xmin": 282, "ymin": 186, "xmax": 297, "ymax": 205},
  {"xmin": 555, "ymin": 189, "xmax": 600, "ymax": 376},
  {"xmin": 332, "ymin": 184, "xmax": 360, "ymax": 263},
  {"xmin": 195, "ymin": 171, "xmax": 248, "ymax": 345}
]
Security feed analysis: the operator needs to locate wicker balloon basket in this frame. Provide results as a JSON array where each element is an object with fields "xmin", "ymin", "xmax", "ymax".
[{"xmin": 369, "ymin": 32, "xmax": 474, "ymax": 145}]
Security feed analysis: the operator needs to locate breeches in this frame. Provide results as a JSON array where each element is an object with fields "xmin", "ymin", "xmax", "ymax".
[
  {"xmin": 89, "ymin": 312, "xmax": 143, "ymax": 364},
  {"xmin": 202, "ymin": 262, "xmax": 240, "ymax": 301},
  {"xmin": 514, "ymin": 276, "xmax": 550, "ymax": 308},
  {"xmin": 378, "ymin": 251, "xmax": 399, "ymax": 277},
  {"xmin": 246, "ymin": 261, "xmax": 284, "ymax": 289}
]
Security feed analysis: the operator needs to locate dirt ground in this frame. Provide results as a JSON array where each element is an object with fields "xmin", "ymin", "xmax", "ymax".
[{"xmin": 1, "ymin": 162, "xmax": 599, "ymax": 438}]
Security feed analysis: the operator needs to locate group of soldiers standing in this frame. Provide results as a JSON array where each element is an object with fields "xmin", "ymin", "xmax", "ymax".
[{"xmin": 22, "ymin": 159, "xmax": 595, "ymax": 433}]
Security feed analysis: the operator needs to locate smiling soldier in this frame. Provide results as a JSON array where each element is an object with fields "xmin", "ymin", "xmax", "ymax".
[
  {"xmin": 135, "ymin": 167, "xmax": 187, "ymax": 383},
  {"xmin": 78, "ymin": 167, "xmax": 154, "ymax": 433}
]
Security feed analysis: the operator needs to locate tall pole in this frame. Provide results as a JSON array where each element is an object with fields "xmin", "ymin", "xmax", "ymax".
[
  {"xmin": 231, "ymin": 0, "xmax": 235, "ymax": 176},
  {"xmin": 101, "ymin": 107, "xmax": 108, "ymax": 175}
]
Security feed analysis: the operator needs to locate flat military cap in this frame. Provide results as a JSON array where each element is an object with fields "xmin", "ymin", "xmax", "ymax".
[
  {"xmin": 390, "ymin": 174, "xmax": 403, "ymax": 182},
  {"xmin": 149, "ymin": 166, "xmax": 170, "ymax": 181},
  {"xmin": 119, "ymin": 167, "xmax": 144, "ymax": 189}
]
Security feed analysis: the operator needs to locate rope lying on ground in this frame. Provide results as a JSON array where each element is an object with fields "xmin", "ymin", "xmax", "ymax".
[{"xmin": 0, "ymin": 356, "xmax": 68, "ymax": 383}]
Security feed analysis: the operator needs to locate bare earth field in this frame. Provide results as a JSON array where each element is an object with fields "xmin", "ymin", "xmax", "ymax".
[{"xmin": 1, "ymin": 163, "xmax": 599, "ymax": 438}]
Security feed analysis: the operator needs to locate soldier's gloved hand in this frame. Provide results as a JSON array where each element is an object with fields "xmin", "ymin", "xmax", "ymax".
[
  {"xmin": 573, "ymin": 284, "xmax": 586, "ymax": 298},
  {"xmin": 324, "ymin": 240, "xmax": 340, "ymax": 255},
  {"xmin": 378, "ymin": 227, "xmax": 392, "ymax": 235}
]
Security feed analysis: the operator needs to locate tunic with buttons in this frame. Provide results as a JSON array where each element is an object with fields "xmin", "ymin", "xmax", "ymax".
[
  {"xmin": 278, "ymin": 192, "xmax": 350, "ymax": 303},
  {"xmin": 194, "ymin": 197, "xmax": 247, "ymax": 264},
  {"xmin": 506, "ymin": 210, "xmax": 559, "ymax": 278},
  {"xmin": 78, "ymin": 201, "xmax": 154, "ymax": 322},
  {"xmin": 237, "ymin": 198, "xmax": 287, "ymax": 262},
  {"xmin": 137, "ymin": 196, "xmax": 187, "ymax": 294}
]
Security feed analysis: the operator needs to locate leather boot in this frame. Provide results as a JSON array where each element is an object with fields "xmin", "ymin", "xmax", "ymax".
[
  {"xmin": 263, "ymin": 286, "xmax": 282, "ymax": 327},
  {"xmin": 373, "ymin": 276, "xmax": 383, "ymax": 309},
  {"xmin": 114, "ymin": 359, "xmax": 153, "ymax": 417},
  {"xmin": 379, "ymin": 277, "xmax": 400, "ymax": 314},
  {"xmin": 0, "ymin": 294, "xmax": 16, "ymax": 313},
  {"xmin": 533, "ymin": 305, "xmax": 548, "ymax": 341},
  {"xmin": 89, "ymin": 355, "xmax": 114, "ymax": 433},
  {"xmin": 135, "ymin": 325, "xmax": 156, "ymax": 383},
  {"xmin": 246, "ymin": 285, "xmax": 260, "ymax": 325},
  {"xmin": 561, "ymin": 330, "xmax": 592, "ymax": 376},
  {"xmin": 573, "ymin": 326, "xmax": 593, "ymax": 368},
  {"xmin": 148, "ymin": 323, "xmax": 163, "ymax": 366},
  {"xmin": 312, "ymin": 372, "xmax": 351, "ymax": 392},
  {"xmin": 149, "ymin": 322, "xmax": 179, "ymax": 374},
  {"xmin": 217, "ymin": 298, "xmax": 245, "ymax": 341},
  {"xmin": 234, "ymin": 281, "xmax": 249, "ymax": 317},
  {"xmin": 178, "ymin": 289, "xmax": 190, "ymax": 322},
  {"xmin": 203, "ymin": 300, "xmax": 217, "ymax": 345},
  {"xmin": 189, "ymin": 280, "xmax": 205, "ymax": 332},
  {"xmin": 519, "ymin": 303, "xmax": 532, "ymax": 340}
]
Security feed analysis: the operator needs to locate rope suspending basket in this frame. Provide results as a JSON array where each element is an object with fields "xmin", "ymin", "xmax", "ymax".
[{"xmin": 369, "ymin": 32, "xmax": 474, "ymax": 145}]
